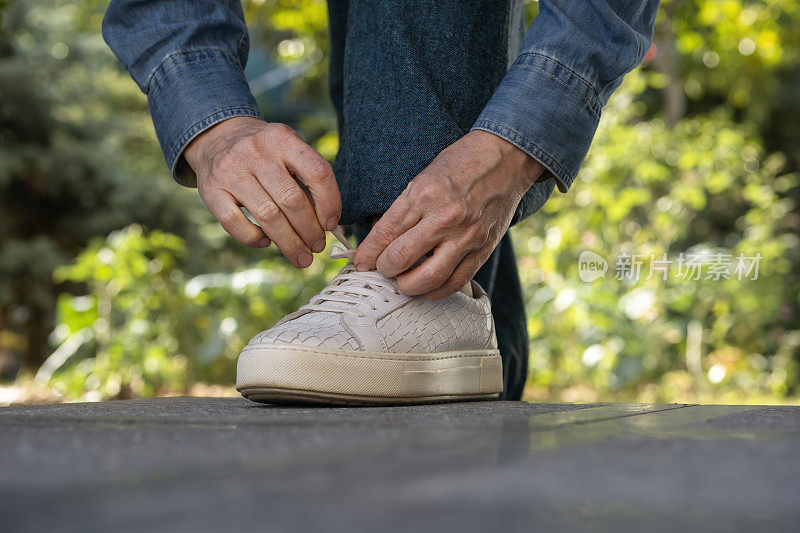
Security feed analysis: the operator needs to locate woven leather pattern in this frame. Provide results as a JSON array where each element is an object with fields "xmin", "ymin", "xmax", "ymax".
[
  {"xmin": 246, "ymin": 268, "xmax": 494, "ymax": 354},
  {"xmin": 252, "ymin": 311, "xmax": 361, "ymax": 351},
  {"xmin": 376, "ymin": 296, "xmax": 491, "ymax": 353}
]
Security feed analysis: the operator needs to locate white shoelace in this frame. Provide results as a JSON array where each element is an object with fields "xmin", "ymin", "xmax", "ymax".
[
  {"xmin": 329, "ymin": 225, "xmax": 356, "ymax": 261},
  {"xmin": 303, "ymin": 227, "xmax": 401, "ymax": 317}
]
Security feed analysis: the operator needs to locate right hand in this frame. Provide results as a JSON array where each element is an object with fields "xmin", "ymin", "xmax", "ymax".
[{"xmin": 184, "ymin": 117, "xmax": 341, "ymax": 268}]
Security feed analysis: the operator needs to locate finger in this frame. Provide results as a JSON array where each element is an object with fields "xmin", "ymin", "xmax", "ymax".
[
  {"xmin": 395, "ymin": 243, "xmax": 467, "ymax": 296},
  {"xmin": 375, "ymin": 218, "xmax": 443, "ymax": 278},
  {"xmin": 201, "ymin": 188, "xmax": 270, "ymax": 248},
  {"xmin": 354, "ymin": 189, "xmax": 418, "ymax": 271},
  {"xmin": 423, "ymin": 253, "xmax": 483, "ymax": 301},
  {"xmin": 230, "ymin": 177, "xmax": 313, "ymax": 268},
  {"xmin": 283, "ymin": 140, "xmax": 342, "ymax": 231},
  {"xmin": 253, "ymin": 163, "xmax": 326, "ymax": 253}
]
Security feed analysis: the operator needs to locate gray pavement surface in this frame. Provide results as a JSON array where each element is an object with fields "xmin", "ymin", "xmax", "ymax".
[{"xmin": 1, "ymin": 398, "xmax": 799, "ymax": 532}]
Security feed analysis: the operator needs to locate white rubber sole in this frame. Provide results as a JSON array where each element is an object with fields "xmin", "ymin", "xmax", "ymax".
[{"xmin": 236, "ymin": 344, "xmax": 503, "ymax": 406}]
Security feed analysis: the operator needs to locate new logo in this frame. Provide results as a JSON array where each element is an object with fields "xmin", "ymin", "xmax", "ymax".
[{"xmin": 578, "ymin": 251, "xmax": 608, "ymax": 282}]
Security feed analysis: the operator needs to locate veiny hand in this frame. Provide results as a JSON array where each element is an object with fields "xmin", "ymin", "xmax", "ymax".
[
  {"xmin": 184, "ymin": 117, "xmax": 341, "ymax": 268},
  {"xmin": 354, "ymin": 130, "xmax": 544, "ymax": 299}
]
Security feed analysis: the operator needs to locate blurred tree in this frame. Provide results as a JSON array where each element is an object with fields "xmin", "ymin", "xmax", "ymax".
[
  {"xmin": 243, "ymin": 0, "xmax": 338, "ymax": 157},
  {"xmin": 0, "ymin": 1, "xmax": 214, "ymax": 372},
  {"xmin": 42, "ymin": 225, "xmax": 341, "ymax": 399},
  {"xmin": 513, "ymin": 0, "xmax": 800, "ymax": 401},
  {"xmin": 515, "ymin": 93, "xmax": 799, "ymax": 401}
]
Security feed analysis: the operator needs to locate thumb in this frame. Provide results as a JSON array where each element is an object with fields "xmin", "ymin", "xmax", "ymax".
[{"xmin": 353, "ymin": 194, "xmax": 417, "ymax": 271}]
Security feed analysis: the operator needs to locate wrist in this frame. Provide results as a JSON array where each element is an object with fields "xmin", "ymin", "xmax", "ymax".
[
  {"xmin": 474, "ymin": 130, "xmax": 544, "ymax": 190},
  {"xmin": 184, "ymin": 116, "xmax": 264, "ymax": 173}
]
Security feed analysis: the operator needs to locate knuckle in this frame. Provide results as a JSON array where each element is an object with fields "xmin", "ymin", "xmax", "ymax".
[
  {"xmin": 441, "ymin": 198, "xmax": 468, "ymax": 225},
  {"xmin": 387, "ymin": 244, "xmax": 411, "ymax": 267},
  {"xmin": 277, "ymin": 187, "xmax": 307, "ymax": 210},
  {"xmin": 306, "ymin": 156, "xmax": 333, "ymax": 182},
  {"xmin": 265, "ymin": 122, "xmax": 295, "ymax": 142},
  {"xmin": 408, "ymin": 183, "xmax": 435, "ymax": 204},
  {"xmin": 371, "ymin": 225, "xmax": 396, "ymax": 247},
  {"xmin": 226, "ymin": 172, "xmax": 250, "ymax": 189},
  {"xmin": 271, "ymin": 122, "xmax": 294, "ymax": 134},
  {"xmin": 240, "ymin": 134, "xmax": 261, "ymax": 153},
  {"xmin": 423, "ymin": 264, "xmax": 449, "ymax": 286},
  {"xmin": 217, "ymin": 209, "xmax": 240, "ymax": 229},
  {"xmin": 254, "ymin": 200, "xmax": 281, "ymax": 222}
]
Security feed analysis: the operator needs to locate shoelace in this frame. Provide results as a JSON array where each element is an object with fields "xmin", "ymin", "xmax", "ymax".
[
  {"xmin": 303, "ymin": 227, "xmax": 401, "ymax": 317},
  {"xmin": 329, "ymin": 225, "xmax": 356, "ymax": 261}
]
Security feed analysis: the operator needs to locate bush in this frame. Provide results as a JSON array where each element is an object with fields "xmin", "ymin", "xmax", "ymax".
[
  {"xmin": 513, "ymin": 78, "xmax": 800, "ymax": 402},
  {"xmin": 40, "ymin": 225, "xmax": 343, "ymax": 400}
]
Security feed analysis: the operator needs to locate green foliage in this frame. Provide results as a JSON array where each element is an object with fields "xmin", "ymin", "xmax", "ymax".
[
  {"xmin": 512, "ymin": 0, "xmax": 800, "ymax": 402},
  {"xmin": 43, "ymin": 227, "xmax": 191, "ymax": 398},
  {"xmin": 666, "ymin": 0, "xmax": 800, "ymax": 122},
  {"xmin": 513, "ymin": 81, "xmax": 800, "ymax": 401},
  {"xmin": 43, "ymin": 225, "xmax": 343, "ymax": 399},
  {"xmin": 244, "ymin": 0, "xmax": 338, "ymax": 157},
  {"xmin": 0, "ymin": 1, "xmax": 214, "ymax": 369}
]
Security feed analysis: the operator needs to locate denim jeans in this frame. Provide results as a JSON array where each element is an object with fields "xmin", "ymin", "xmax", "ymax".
[
  {"xmin": 339, "ymin": 1, "xmax": 535, "ymax": 398},
  {"xmin": 103, "ymin": 0, "xmax": 658, "ymax": 399}
]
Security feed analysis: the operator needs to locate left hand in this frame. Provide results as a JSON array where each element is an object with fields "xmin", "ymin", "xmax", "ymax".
[{"xmin": 354, "ymin": 130, "xmax": 544, "ymax": 299}]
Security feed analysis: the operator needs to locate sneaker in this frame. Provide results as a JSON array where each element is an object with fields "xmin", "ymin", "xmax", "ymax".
[{"xmin": 236, "ymin": 228, "xmax": 502, "ymax": 405}]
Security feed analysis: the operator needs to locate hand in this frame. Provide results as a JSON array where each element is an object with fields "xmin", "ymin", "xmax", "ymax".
[
  {"xmin": 354, "ymin": 130, "xmax": 543, "ymax": 299},
  {"xmin": 184, "ymin": 117, "xmax": 341, "ymax": 268}
]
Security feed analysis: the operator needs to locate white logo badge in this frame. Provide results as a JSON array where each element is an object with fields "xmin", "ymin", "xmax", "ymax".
[{"xmin": 578, "ymin": 250, "xmax": 608, "ymax": 282}]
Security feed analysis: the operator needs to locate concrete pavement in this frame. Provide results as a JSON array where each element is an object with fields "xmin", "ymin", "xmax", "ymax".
[{"xmin": 1, "ymin": 398, "xmax": 799, "ymax": 532}]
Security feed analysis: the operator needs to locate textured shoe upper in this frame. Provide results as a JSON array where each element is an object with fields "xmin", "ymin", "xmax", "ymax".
[{"xmin": 248, "ymin": 233, "xmax": 496, "ymax": 354}]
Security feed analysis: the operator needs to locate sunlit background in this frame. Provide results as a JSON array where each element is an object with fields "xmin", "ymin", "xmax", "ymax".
[{"xmin": 1, "ymin": 0, "xmax": 798, "ymax": 406}]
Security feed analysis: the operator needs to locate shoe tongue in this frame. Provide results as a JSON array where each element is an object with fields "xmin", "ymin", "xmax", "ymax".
[
  {"xmin": 337, "ymin": 264, "xmax": 392, "ymax": 296},
  {"xmin": 324, "ymin": 225, "xmax": 405, "ymax": 301},
  {"xmin": 304, "ymin": 263, "xmax": 392, "ymax": 317}
]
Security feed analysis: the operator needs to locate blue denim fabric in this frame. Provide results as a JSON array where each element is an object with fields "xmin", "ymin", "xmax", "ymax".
[
  {"xmin": 103, "ymin": 0, "xmax": 658, "ymax": 223},
  {"xmin": 103, "ymin": 0, "xmax": 657, "ymax": 399}
]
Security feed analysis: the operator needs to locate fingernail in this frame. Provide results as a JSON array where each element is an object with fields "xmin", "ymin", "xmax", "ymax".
[
  {"xmin": 355, "ymin": 263, "xmax": 368, "ymax": 272},
  {"xmin": 297, "ymin": 252, "xmax": 313, "ymax": 268},
  {"xmin": 326, "ymin": 217, "xmax": 339, "ymax": 231},
  {"xmin": 313, "ymin": 239, "xmax": 326, "ymax": 253},
  {"xmin": 257, "ymin": 237, "xmax": 270, "ymax": 248}
]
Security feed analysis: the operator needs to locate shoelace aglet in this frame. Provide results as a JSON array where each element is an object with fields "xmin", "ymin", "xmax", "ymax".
[{"xmin": 330, "ymin": 225, "xmax": 353, "ymax": 251}]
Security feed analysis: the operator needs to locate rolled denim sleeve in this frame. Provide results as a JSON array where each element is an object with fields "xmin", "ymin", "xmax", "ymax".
[
  {"xmin": 102, "ymin": 0, "xmax": 263, "ymax": 187},
  {"xmin": 473, "ymin": 0, "xmax": 659, "ymax": 222}
]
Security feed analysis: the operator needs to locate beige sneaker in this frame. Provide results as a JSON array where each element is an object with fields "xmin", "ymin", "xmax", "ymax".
[{"xmin": 236, "ymin": 229, "xmax": 502, "ymax": 405}]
